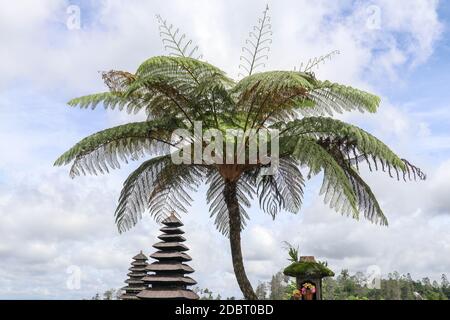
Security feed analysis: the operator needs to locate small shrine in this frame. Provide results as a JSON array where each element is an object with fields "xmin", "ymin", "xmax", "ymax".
[
  {"xmin": 283, "ymin": 256, "xmax": 334, "ymax": 300},
  {"xmin": 120, "ymin": 251, "xmax": 148, "ymax": 300},
  {"xmin": 137, "ymin": 214, "xmax": 199, "ymax": 300}
]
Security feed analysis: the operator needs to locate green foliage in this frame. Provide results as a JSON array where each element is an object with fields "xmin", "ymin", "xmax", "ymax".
[
  {"xmin": 322, "ymin": 270, "xmax": 449, "ymax": 300},
  {"xmin": 283, "ymin": 261, "xmax": 335, "ymax": 278},
  {"xmin": 289, "ymin": 137, "xmax": 361, "ymax": 220},
  {"xmin": 258, "ymin": 270, "xmax": 449, "ymax": 300},
  {"xmin": 193, "ymin": 287, "xmax": 234, "ymax": 300},
  {"xmin": 280, "ymin": 117, "xmax": 406, "ymax": 170},
  {"xmin": 309, "ymin": 80, "xmax": 381, "ymax": 114},
  {"xmin": 116, "ymin": 156, "xmax": 205, "ymax": 232},
  {"xmin": 156, "ymin": 14, "xmax": 202, "ymax": 59},
  {"xmin": 283, "ymin": 241, "xmax": 299, "ymax": 263},
  {"xmin": 298, "ymin": 50, "xmax": 340, "ymax": 73},
  {"xmin": 54, "ymin": 120, "xmax": 175, "ymax": 178},
  {"xmin": 90, "ymin": 288, "xmax": 120, "ymax": 300},
  {"xmin": 239, "ymin": 5, "xmax": 272, "ymax": 77},
  {"xmin": 255, "ymin": 282, "xmax": 269, "ymax": 299},
  {"xmin": 205, "ymin": 170, "xmax": 252, "ymax": 236},
  {"xmin": 255, "ymin": 157, "xmax": 304, "ymax": 218}
]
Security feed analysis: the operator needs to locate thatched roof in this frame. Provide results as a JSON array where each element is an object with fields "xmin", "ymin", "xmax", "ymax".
[
  {"xmin": 137, "ymin": 289, "xmax": 199, "ymax": 300},
  {"xmin": 143, "ymin": 275, "xmax": 197, "ymax": 285},
  {"xmin": 131, "ymin": 260, "xmax": 148, "ymax": 267},
  {"xmin": 153, "ymin": 242, "xmax": 188, "ymax": 251},
  {"xmin": 158, "ymin": 234, "xmax": 186, "ymax": 242},
  {"xmin": 283, "ymin": 258, "xmax": 334, "ymax": 278},
  {"xmin": 150, "ymin": 251, "xmax": 192, "ymax": 261},
  {"xmin": 147, "ymin": 262, "xmax": 194, "ymax": 273},
  {"xmin": 160, "ymin": 226, "xmax": 185, "ymax": 234},
  {"xmin": 120, "ymin": 294, "xmax": 141, "ymax": 300},
  {"xmin": 136, "ymin": 215, "xmax": 198, "ymax": 300},
  {"xmin": 128, "ymin": 266, "xmax": 147, "ymax": 272},
  {"xmin": 162, "ymin": 214, "xmax": 184, "ymax": 227},
  {"xmin": 121, "ymin": 251, "xmax": 149, "ymax": 300},
  {"xmin": 132, "ymin": 251, "xmax": 148, "ymax": 260},
  {"xmin": 127, "ymin": 271, "xmax": 147, "ymax": 277}
]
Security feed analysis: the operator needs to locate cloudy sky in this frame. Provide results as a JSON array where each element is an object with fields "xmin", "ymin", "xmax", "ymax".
[{"xmin": 1, "ymin": 0, "xmax": 449, "ymax": 299}]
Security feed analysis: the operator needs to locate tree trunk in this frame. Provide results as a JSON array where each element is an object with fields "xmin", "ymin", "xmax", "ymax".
[{"xmin": 223, "ymin": 180, "xmax": 258, "ymax": 300}]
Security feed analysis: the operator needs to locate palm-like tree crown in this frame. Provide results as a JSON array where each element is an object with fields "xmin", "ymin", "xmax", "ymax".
[{"xmin": 55, "ymin": 7, "xmax": 425, "ymax": 299}]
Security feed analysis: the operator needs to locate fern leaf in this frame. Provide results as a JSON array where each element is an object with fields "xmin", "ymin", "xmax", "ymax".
[
  {"xmin": 156, "ymin": 15, "xmax": 202, "ymax": 59},
  {"xmin": 54, "ymin": 121, "xmax": 174, "ymax": 177},
  {"xmin": 290, "ymin": 137, "xmax": 359, "ymax": 219},
  {"xmin": 256, "ymin": 157, "xmax": 304, "ymax": 218},
  {"xmin": 206, "ymin": 170, "xmax": 253, "ymax": 236},
  {"xmin": 239, "ymin": 5, "xmax": 272, "ymax": 77},
  {"xmin": 298, "ymin": 50, "xmax": 340, "ymax": 73},
  {"xmin": 280, "ymin": 117, "xmax": 409, "ymax": 174},
  {"xmin": 115, "ymin": 157, "xmax": 205, "ymax": 232}
]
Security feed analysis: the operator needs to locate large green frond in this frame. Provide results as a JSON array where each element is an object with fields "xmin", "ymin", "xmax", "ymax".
[
  {"xmin": 135, "ymin": 56, "xmax": 231, "ymax": 85},
  {"xmin": 206, "ymin": 170, "xmax": 254, "ymax": 236},
  {"xmin": 344, "ymin": 167, "xmax": 388, "ymax": 226},
  {"xmin": 290, "ymin": 137, "xmax": 360, "ymax": 220},
  {"xmin": 115, "ymin": 157, "xmax": 205, "ymax": 232},
  {"xmin": 306, "ymin": 81, "xmax": 380, "ymax": 115},
  {"xmin": 239, "ymin": 5, "xmax": 272, "ymax": 77},
  {"xmin": 68, "ymin": 92, "xmax": 141, "ymax": 113},
  {"xmin": 281, "ymin": 117, "xmax": 404, "ymax": 172},
  {"xmin": 156, "ymin": 15, "xmax": 203, "ymax": 59},
  {"xmin": 298, "ymin": 50, "xmax": 340, "ymax": 73},
  {"xmin": 315, "ymin": 139, "xmax": 388, "ymax": 225},
  {"xmin": 232, "ymin": 71, "xmax": 316, "ymax": 128},
  {"xmin": 132, "ymin": 56, "xmax": 234, "ymax": 124},
  {"xmin": 255, "ymin": 157, "xmax": 305, "ymax": 218},
  {"xmin": 54, "ymin": 120, "xmax": 177, "ymax": 177}
]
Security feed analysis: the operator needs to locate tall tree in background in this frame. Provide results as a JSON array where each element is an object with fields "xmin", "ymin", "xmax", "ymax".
[
  {"xmin": 269, "ymin": 272, "xmax": 289, "ymax": 300},
  {"xmin": 55, "ymin": 6, "xmax": 425, "ymax": 299},
  {"xmin": 255, "ymin": 282, "xmax": 269, "ymax": 300}
]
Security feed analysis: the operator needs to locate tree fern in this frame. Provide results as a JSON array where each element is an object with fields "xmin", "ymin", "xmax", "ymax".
[{"xmin": 56, "ymin": 6, "xmax": 426, "ymax": 300}]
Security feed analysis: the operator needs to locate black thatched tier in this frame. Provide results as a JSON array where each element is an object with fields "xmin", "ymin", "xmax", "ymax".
[
  {"xmin": 129, "ymin": 266, "xmax": 146, "ymax": 272},
  {"xmin": 138, "ymin": 214, "xmax": 199, "ymax": 300},
  {"xmin": 143, "ymin": 275, "xmax": 197, "ymax": 285},
  {"xmin": 160, "ymin": 226, "xmax": 185, "ymax": 234},
  {"xmin": 137, "ymin": 289, "xmax": 198, "ymax": 300},
  {"xmin": 120, "ymin": 251, "xmax": 148, "ymax": 300},
  {"xmin": 158, "ymin": 234, "xmax": 186, "ymax": 242},
  {"xmin": 161, "ymin": 215, "xmax": 184, "ymax": 227},
  {"xmin": 150, "ymin": 251, "xmax": 192, "ymax": 261},
  {"xmin": 153, "ymin": 242, "xmax": 189, "ymax": 251},
  {"xmin": 147, "ymin": 262, "xmax": 194, "ymax": 273}
]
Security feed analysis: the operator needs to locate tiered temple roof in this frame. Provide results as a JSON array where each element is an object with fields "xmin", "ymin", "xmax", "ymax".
[
  {"xmin": 120, "ymin": 251, "xmax": 148, "ymax": 300},
  {"xmin": 137, "ymin": 214, "xmax": 199, "ymax": 300}
]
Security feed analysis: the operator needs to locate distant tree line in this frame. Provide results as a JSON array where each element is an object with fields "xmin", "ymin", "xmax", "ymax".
[
  {"xmin": 90, "ymin": 271, "xmax": 449, "ymax": 300},
  {"xmin": 254, "ymin": 270, "xmax": 449, "ymax": 300}
]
